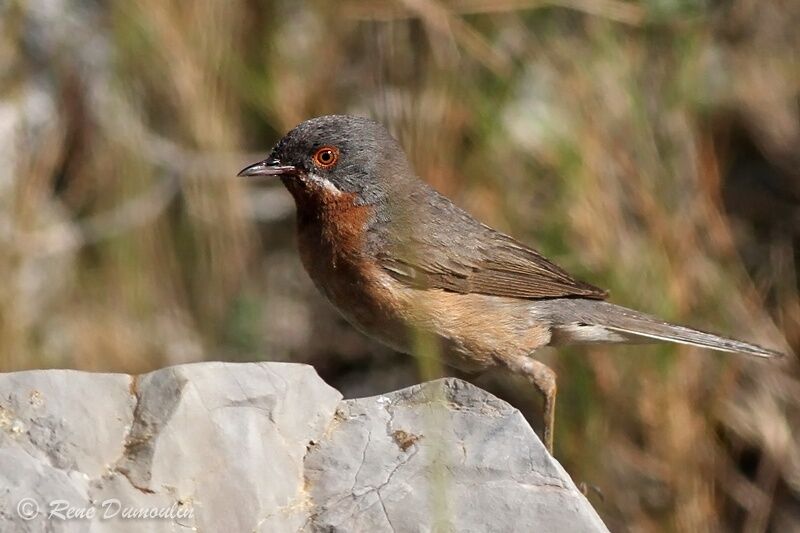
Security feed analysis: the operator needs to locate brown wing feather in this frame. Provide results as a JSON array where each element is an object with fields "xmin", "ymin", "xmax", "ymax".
[
  {"xmin": 378, "ymin": 232, "xmax": 608, "ymax": 301},
  {"xmin": 373, "ymin": 186, "xmax": 608, "ymax": 301}
]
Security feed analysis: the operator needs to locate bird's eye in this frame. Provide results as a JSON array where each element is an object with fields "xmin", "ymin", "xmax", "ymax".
[{"xmin": 312, "ymin": 146, "xmax": 339, "ymax": 169}]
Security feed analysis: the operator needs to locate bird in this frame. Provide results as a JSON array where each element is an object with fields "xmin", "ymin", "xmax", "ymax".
[{"xmin": 238, "ymin": 114, "xmax": 784, "ymax": 453}]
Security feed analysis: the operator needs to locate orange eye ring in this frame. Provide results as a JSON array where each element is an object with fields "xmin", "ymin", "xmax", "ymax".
[{"xmin": 312, "ymin": 146, "xmax": 339, "ymax": 169}]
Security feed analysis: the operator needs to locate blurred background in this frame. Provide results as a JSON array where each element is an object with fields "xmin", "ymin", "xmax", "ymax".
[{"xmin": 1, "ymin": 0, "xmax": 798, "ymax": 530}]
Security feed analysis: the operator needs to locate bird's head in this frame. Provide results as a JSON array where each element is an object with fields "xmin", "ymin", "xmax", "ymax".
[{"xmin": 238, "ymin": 115, "xmax": 414, "ymax": 206}]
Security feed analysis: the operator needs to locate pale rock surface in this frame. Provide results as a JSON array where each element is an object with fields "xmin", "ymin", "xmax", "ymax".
[{"xmin": 0, "ymin": 362, "xmax": 607, "ymax": 532}]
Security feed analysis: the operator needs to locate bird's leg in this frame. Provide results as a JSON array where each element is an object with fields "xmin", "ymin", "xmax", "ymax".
[{"xmin": 505, "ymin": 358, "xmax": 557, "ymax": 453}]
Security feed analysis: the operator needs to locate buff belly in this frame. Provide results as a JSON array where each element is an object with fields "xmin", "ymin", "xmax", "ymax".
[{"xmin": 308, "ymin": 258, "xmax": 552, "ymax": 373}]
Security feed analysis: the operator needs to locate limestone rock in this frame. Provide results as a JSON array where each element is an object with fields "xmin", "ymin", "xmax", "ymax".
[{"xmin": 0, "ymin": 362, "xmax": 607, "ymax": 532}]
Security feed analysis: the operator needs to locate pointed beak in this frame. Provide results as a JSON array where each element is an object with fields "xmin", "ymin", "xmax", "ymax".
[{"xmin": 237, "ymin": 157, "xmax": 297, "ymax": 178}]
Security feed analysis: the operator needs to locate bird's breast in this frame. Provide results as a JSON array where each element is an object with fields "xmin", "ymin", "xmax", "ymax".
[
  {"xmin": 294, "ymin": 190, "xmax": 411, "ymax": 349},
  {"xmin": 294, "ymin": 186, "xmax": 374, "ymax": 276}
]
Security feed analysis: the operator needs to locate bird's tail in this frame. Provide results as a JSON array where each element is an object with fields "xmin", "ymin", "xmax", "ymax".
[{"xmin": 544, "ymin": 299, "xmax": 784, "ymax": 359}]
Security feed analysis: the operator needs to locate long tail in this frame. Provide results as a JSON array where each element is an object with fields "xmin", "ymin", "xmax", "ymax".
[{"xmin": 543, "ymin": 299, "xmax": 785, "ymax": 359}]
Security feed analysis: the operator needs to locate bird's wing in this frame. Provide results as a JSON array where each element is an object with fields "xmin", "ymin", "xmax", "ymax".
[{"xmin": 374, "ymin": 192, "xmax": 608, "ymax": 301}]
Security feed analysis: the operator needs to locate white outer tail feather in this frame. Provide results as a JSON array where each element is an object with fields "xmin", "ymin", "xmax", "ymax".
[{"xmin": 545, "ymin": 300, "xmax": 785, "ymax": 359}]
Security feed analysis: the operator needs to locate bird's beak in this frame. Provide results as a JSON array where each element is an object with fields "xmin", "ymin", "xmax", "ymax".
[{"xmin": 237, "ymin": 157, "xmax": 297, "ymax": 178}]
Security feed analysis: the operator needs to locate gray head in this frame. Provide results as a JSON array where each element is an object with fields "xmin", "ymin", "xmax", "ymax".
[{"xmin": 238, "ymin": 115, "xmax": 415, "ymax": 205}]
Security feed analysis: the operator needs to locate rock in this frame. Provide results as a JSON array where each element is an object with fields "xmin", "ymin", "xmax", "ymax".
[
  {"xmin": 305, "ymin": 378, "xmax": 607, "ymax": 532},
  {"xmin": 0, "ymin": 362, "xmax": 607, "ymax": 532}
]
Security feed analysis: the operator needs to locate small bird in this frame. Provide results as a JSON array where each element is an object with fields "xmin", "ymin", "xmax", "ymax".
[{"xmin": 239, "ymin": 115, "xmax": 784, "ymax": 453}]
